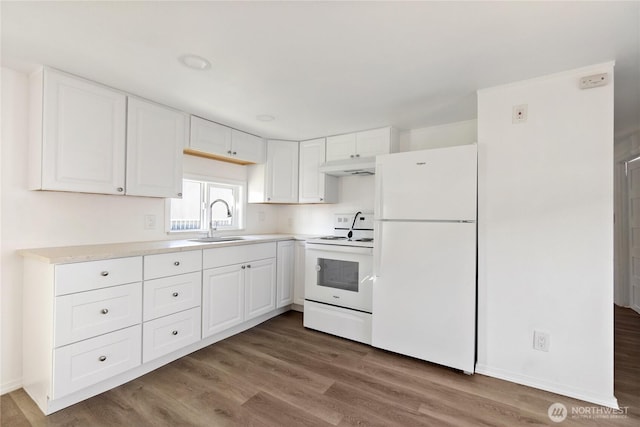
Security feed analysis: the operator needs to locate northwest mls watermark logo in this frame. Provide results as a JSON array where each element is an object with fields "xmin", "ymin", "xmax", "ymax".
[
  {"xmin": 548, "ymin": 402, "xmax": 629, "ymax": 422},
  {"xmin": 548, "ymin": 403, "xmax": 567, "ymax": 423}
]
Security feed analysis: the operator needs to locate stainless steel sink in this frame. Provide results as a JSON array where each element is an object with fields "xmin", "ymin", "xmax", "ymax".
[{"xmin": 189, "ymin": 236, "xmax": 247, "ymax": 243}]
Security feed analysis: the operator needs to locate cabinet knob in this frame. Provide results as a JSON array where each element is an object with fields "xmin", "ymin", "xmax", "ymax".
[
  {"xmin": 172, "ymin": 330, "xmax": 178, "ymax": 336},
  {"xmin": 100, "ymin": 271, "xmax": 109, "ymax": 277},
  {"xmin": 172, "ymin": 292, "xmax": 179, "ymax": 297},
  {"xmin": 320, "ymin": 198, "xmax": 323, "ymax": 201},
  {"xmin": 177, "ymin": 193, "xmax": 182, "ymax": 197},
  {"xmin": 350, "ymin": 154, "xmax": 355, "ymax": 158},
  {"xmin": 227, "ymin": 150, "xmax": 232, "ymax": 154},
  {"xmin": 267, "ymin": 197, "xmax": 271, "ymax": 201},
  {"xmin": 355, "ymin": 154, "xmax": 360, "ymax": 158},
  {"xmin": 117, "ymin": 187, "xmax": 124, "ymax": 192},
  {"xmin": 241, "ymin": 265, "xmax": 246, "ymax": 269},
  {"xmin": 246, "ymin": 264, "xmax": 251, "ymax": 268},
  {"xmin": 101, "ymin": 308, "xmax": 109, "ymax": 315},
  {"xmin": 99, "ymin": 356, "xmax": 107, "ymax": 362},
  {"xmin": 232, "ymin": 151, "xmax": 237, "ymax": 155},
  {"xmin": 174, "ymin": 261, "xmax": 180, "ymax": 266}
]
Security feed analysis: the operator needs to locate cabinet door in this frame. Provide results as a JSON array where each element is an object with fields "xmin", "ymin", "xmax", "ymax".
[
  {"xmin": 355, "ymin": 127, "xmax": 391, "ymax": 158},
  {"xmin": 266, "ymin": 140, "xmax": 299, "ymax": 203},
  {"xmin": 231, "ymin": 129, "xmax": 265, "ymax": 164},
  {"xmin": 299, "ymin": 138, "xmax": 327, "ymax": 203},
  {"xmin": 294, "ymin": 241, "xmax": 306, "ymax": 305},
  {"xmin": 276, "ymin": 241, "xmax": 295, "ymax": 308},
  {"xmin": 189, "ymin": 116, "xmax": 232, "ymax": 157},
  {"xmin": 245, "ymin": 258, "xmax": 276, "ymax": 320},
  {"xmin": 326, "ymin": 133, "xmax": 356, "ymax": 162},
  {"xmin": 202, "ymin": 265, "xmax": 244, "ymax": 338},
  {"xmin": 41, "ymin": 69, "xmax": 126, "ymax": 195},
  {"xmin": 126, "ymin": 97, "xmax": 187, "ymax": 198}
]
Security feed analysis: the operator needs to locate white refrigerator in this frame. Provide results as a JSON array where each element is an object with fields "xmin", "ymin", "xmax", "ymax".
[{"xmin": 372, "ymin": 144, "xmax": 477, "ymax": 373}]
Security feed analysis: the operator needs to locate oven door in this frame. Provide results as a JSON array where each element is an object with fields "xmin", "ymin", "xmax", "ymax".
[{"xmin": 305, "ymin": 243, "xmax": 373, "ymax": 312}]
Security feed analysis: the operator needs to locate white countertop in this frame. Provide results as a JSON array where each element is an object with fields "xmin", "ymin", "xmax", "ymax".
[{"xmin": 19, "ymin": 234, "xmax": 314, "ymax": 264}]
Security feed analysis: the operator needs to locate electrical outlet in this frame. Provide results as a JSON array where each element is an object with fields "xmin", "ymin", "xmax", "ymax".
[
  {"xmin": 512, "ymin": 104, "xmax": 528, "ymax": 124},
  {"xmin": 533, "ymin": 330, "xmax": 550, "ymax": 352},
  {"xmin": 144, "ymin": 214, "xmax": 156, "ymax": 230},
  {"xmin": 579, "ymin": 73, "xmax": 608, "ymax": 89}
]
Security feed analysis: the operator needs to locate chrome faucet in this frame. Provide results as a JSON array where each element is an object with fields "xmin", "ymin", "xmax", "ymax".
[
  {"xmin": 347, "ymin": 211, "xmax": 363, "ymax": 240},
  {"xmin": 208, "ymin": 199, "xmax": 232, "ymax": 238}
]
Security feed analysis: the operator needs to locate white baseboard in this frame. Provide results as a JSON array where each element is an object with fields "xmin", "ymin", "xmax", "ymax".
[
  {"xmin": 291, "ymin": 303, "xmax": 304, "ymax": 312},
  {"xmin": 475, "ymin": 364, "xmax": 619, "ymax": 409},
  {"xmin": 1, "ymin": 377, "xmax": 22, "ymax": 395}
]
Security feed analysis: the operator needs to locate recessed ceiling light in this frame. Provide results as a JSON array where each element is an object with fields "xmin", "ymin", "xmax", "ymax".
[
  {"xmin": 256, "ymin": 114, "xmax": 275, "ymax": 122},
  {"xmin": 178, "ymin": 54, "xmax": 211, "ymax": 71}
]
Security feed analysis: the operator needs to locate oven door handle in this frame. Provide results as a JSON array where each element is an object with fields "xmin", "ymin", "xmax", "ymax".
[{"xmin": 306, "ymin": 243, "xmax": 373, "ymax": 255}]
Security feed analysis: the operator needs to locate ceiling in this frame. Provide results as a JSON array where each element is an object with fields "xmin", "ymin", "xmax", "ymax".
[{"xmin": 2, "ymin": 1, "xmax": 639, "ymax": 141}]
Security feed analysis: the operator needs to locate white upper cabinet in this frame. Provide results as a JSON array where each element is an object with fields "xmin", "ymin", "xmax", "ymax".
[
  {"xmin": 298, "ymin": 138, "xmax": 338, "ymax": 203},
  {"xmin": 126, "ymin": 97, "xmax": 187, "ymax": 198},
  {"xmin": 325, "ymin": 133, "xmax": 356, "ymax": 162},
  {"xmin": 188, "ymin": 116, "xmax": 265, "ymax": 164},
  {"xmin": 231, "ymin": 129, "xmax": 265, "ymax": 164},
  {"xmin": 326, "ymin": 127, "xmax": 398, "ymax": 162},
  {"xmin": 189, "ymin": 116, "xmax": 232, "ymax": 157},
  {"xmin": 248, "ymin": 140, "xmax": 299, "ymax": 203},
  {"xmin": 30, "ymin": 68, "xmax": 127, "ymax": 195}
]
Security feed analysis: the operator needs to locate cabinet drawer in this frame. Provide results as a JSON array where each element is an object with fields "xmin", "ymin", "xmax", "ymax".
[
  {"xmin": 142, "ymin": 307, "xmax": 201, "ymax": 363},
  {"xmin": 54, "ymin": 283, "xmax": 142, "ymax": 347},
  {"xmin": 53, "ymin": 325, "xmax": 141, "ymax": 399},
  {"xmin": 55, "ymin": 257, "xmax": 142, "ymax": 296},
  {"xmin": 144, "ymin": 250, "xmax": 201, "ymax": 280},
  {"xmin": 143, "ymin": 271, "xmax": 201, "ymax": 321},
  {"xmin": 203, "ymin": 242, "xmax": 276, "ymax": 269}
]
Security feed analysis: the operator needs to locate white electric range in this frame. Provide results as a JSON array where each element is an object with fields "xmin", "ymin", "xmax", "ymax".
[{"xmin": 304, "ymin": 212, "xmax": 374, "ymax": 344}]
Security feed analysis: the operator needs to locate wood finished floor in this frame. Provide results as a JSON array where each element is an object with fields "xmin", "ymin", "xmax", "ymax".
[{"xmin": 2, "ymin": 306, "xmax": 639, "ymax": 426}]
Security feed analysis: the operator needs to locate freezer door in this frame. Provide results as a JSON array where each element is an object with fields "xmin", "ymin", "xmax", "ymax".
[
  {"xmin": 375, "ymin": 145, "xmax": 477, "ymax": 221},
  {"xmin": 372, "ymin": 221, "xmax": 476, "ymax": 373}
]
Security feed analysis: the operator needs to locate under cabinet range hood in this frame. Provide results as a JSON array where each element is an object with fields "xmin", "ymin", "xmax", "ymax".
[{"xmin": 318, "ymin": 157, "xmax": 376, "ymax": 176}]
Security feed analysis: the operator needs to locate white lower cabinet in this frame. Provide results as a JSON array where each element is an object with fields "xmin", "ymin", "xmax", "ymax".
[
  {"xmin": 202, "ymin": 243, "xmax": 277, "ymax": 338},
  {"xmin": 22, "ymin": 240, "xmax": 289, "ymax": 415},
  {"xmin": 202, "ymin": 264, "xmax": 245, "ymax": 337},
  {"xmin": 142, "ymin": 307, "xmax": 201, "ymax": 363},
  {"xmin": 294, "ymin": 241, "xmax": 306, "ymax": 306},
  {"xmin": 143, "ymin": 271, "xmax": 202, "ymax": 321},
  {"xmin": 53, "ymin": 325, "xmax": 142, "ymax": 399},
  {"xmin": 277, "ymin": 240, "xmax": 295, "ymax": 308},
  {"xmin": 55, "ymin": 282, "xmax": 142, "ymax": 347},
  {"xmin": 245, "ymin": 258, "xmax": 277, "ymax": 319}
]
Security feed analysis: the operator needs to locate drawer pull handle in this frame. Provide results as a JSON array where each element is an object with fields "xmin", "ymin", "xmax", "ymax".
[
  {"xmin": 172, "ymin": 292, "xmax": 179, "ymax": 297},
  {"xmin": 174, "ymin": 261, "xmax": 180, "ymax": 266},
  {"xmin": 172, "ymin": 330, "xmax": 178, "ymax": 336},
  {"xmin": 99, "ymin": 356, "xmax": 107, "ymax": 362},
  {"xmin": 101, "ymin": 308, "xmax": 109, "ymax": 315},
  {"xmin": 100, "ymin": 271, "xmax": 109, "ymax": 277}
]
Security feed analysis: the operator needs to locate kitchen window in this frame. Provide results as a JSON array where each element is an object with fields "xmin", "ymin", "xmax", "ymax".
[{"xmin": 168, "ymin": 177, "xmax": 245, "ymax": 232}]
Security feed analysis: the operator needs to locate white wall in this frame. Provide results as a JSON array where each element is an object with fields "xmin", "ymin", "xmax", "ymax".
[
  {"xmin": 476, "ymin": 62, "xmax": 616, "ymax": 407},
  {"xmin": 399, "ymin": 119, "xmax": 477, "ymax": 151},
  {"xmin": 0, "ymin": 67, "xmax": 279, "ymax": 393}
]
